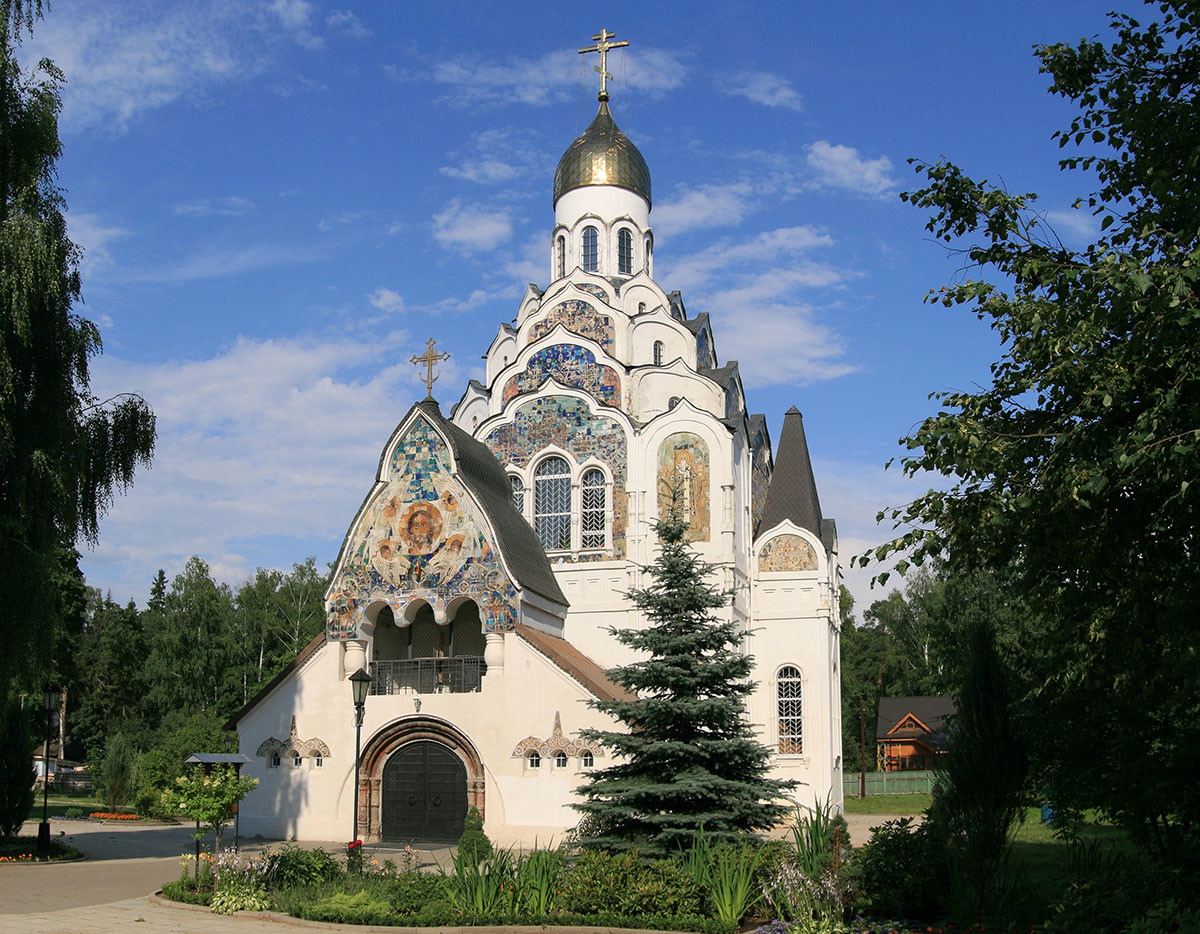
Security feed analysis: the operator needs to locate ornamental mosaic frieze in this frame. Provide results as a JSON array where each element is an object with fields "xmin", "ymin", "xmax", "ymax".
[
  {"xmin": 256, "ymin": 716, "xmax": 331, "ymax": 760},
  {"xmin": 529, "ymin": 300, "xmax": 615, "ymax": 353},
  {"xmin": 759, "ymin": 533, "xmax": 818, "ymax": 571},
  {"xmin": 502, "ymin": 343, "xmax": 621, "ymax": 408},
  {"xmin": 574, "ymin": 283, "xmax": 608, "ymax": 302},
  {"xmin": 510, "ymin": 711, "xmax": 604, "ymax": 759},
  {"xmin": 326, "ymin": 416, "xmax": 518, "ymax": 640},
  {"xmin": 484, "ymin": 395, "xmax": 628, "ymax": 559},
  {"xmin": 657, "ymin": 432, "xmax": 710, "ymax": 542}
]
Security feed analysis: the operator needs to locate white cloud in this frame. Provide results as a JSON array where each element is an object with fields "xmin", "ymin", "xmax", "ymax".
[
  {"xmin": 723, "ymin": 71, "xmax": 802, "ymax": 111},
  {"xmin": 806, "ymin": 140, "xmax": 896, "ymax": 198},
  {"xmin": 133, "ymin": 242, "xmax": 317, "ymax": 283},
  {"xmin": 317, "ymin": 210, "xmax": 370, "ymax": 231},
  {"xmin": 440, "ymin": 129, "xmax": 545, "ymax": 185},
  {"xmin": 20, "ymin": 1, "xmax": 324, "ymax": 132},
  {"xmin": 661, "ymin": 225, "xmax": 835, "ymax": 292},
  {"xmin": 368, "ymin": 286, "xmax": 405, "ymax": 315},
  {"xmin": 172, "ymin": 196, "xmax": 255, "ymax": 217},
  {"xmin": 432, "ymin": 200, "xmax": 514, "ymax": 253},
  {"xmin": 427, "ymin": 46, "xmax": 685, "ymax": 107},
  {"xmin": 326, "ymin": 9, "xmax": 369, "ymax": 38},
  {"xmin": 653, "ymin": 182, "xmax": 757, "ymax": 237},
  {"xmin": 67, "ymin": 210, "xmax": 127, "ymax": 275},
  {"xmin": 83, "ymin": 330, "xmax": 474, "ymax": 598},
  {"xmin": 501, "ymin": 233, "xmax": 546, "ymax": 286},
  {"xmin": 1045, "ymin": 207, "xmax": 1100, "ymax": 243}
]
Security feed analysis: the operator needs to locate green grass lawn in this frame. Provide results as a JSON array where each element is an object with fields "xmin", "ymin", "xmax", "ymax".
[
  {"xmin": 25, "ymin": 794, "xmax": 124, "ymax": 820},
  {"xmin": 844, "ymin": 793, "xmax": 932, "ymax": 815}
]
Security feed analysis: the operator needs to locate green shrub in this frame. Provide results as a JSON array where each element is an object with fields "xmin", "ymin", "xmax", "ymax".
[
  {"xmin": 301, "ymin": 889, "xmax": 394, "ymax": 924},
  {"xmin": 855, "ymin": 817, "xmax": 943, "ymax": 919},
  {"xmin": 134, "ymin": 785, "xmax": 176, "ymax": 821},
  {"xmin": 98, "ymin": 733, "xmax": 137, "ymax": 812},
  {"xmin": 64, "ymin": 806, "xmax": 83, "ymax": 819},
  {"xmin": 559, "ymin": 849, "xmax": 703, "ymax": 918},
  {"xmin": 0, "ymin": 696, "xmax": 36, "ymax": 840},
  {"xmin": 387, "ymin": 871, "xmax": 445, "ymax": 914},
  {"xmin": 263, "ymin": 844, "xmax": 342, "ymax": 889},
  {"xmin": 457, "ymin": 806, "xmax": 493, "ymax": 863},
  {"xmin": 161, "ymin": 879, "xmax": 213, "ymax": 906}
]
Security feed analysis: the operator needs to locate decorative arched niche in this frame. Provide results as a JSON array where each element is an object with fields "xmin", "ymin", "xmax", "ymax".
[
  {"xmin": 758, "ymin": 533, "xmax": 819, "ymax": 572},
  {"xmin": 657, "ymin": 433, "xmax": 710, "ymax": 541}
]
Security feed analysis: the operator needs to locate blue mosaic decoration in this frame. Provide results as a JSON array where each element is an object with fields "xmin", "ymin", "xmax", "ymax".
[
  {"xmin": 696, "ymin": 329, "xmax": 714, "ymax": 370},
  {"xmin": 576, "ymin": 283, "xmax": 608, "ymax": 302},
  {"xmin": 327, "ymin": 416, "xmax": 518, "ymax": 640},
  {"xmin": 502, "ymin": 344, "xmax": 621, "ymax": 408},
  {"xmin": 751, "ymin": 429, "xmax": 771, "ymax": 533},
  {"xmin": 484, "ymin": 395, "xmax": 628, "ymax": 559},
  {"xmin": 529, "ymin": 300, "xmax": 615, "ymax": 353}
]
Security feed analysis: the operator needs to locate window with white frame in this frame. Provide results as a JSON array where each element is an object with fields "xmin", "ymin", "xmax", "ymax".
[
  {"xmin": 510, "ymin": 475, "xmax": 524, "ymax": 514},
  {"xmin": 556, "ymin": 235, "xmax": 565, "ymax": 278},
  {"xmin": 618, "ymin": 228, "xmax": 633, "ymax": 275},
  {"xmin": 527, "ymin": 750, "xmax": 541, "ymax": 769},
  {"xmin": 777, "ymin": 666, "xmax": 803, "ymax": 755},
  {"xmin": 534, "ymin": 456, "xmax": 572, "ymax": 550},
  {"xmin": 582, "ymin": 226, "xmax": 599, "ymax": 272},
  {"xmin": 554, "ymin": 751, "xmax": 568, "ymax": 768},
  {"xmin": 653, "ymin": 340, "xmax": 664, "ymax": 366},
  {"xmin": 581, "ymin": 750, "xmax": 594, "ymax": 768},
  {"xmin": 581, "ymin": 468, "xmax": 606, "ymax": 548}
]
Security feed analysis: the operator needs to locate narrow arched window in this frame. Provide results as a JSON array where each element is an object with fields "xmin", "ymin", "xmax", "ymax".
[
  {"xmin": 777, "ymin": 666, "xmax": 803, "ymax": 755},
  {"xmin": 556, "ymin": 235, "xmax": 565, "ymax": 278},
  {"xmin": 653, "ymin": 341, "xmax": 664, "ymax": 366},
  {"xmin": 582, "ymin": 226, "xmax": 599, "ymax": 272},
  {"xmin": 669, "ymin": 396, "xmax": 680, "ymax": 410},
  {"xmin": 313, "ymin": 753, "xmax": 323, "ymax": 769},
  {"xmin": 292, "ymin": 752, "xmax": 303, "ymax": 768},
  {"xmin": 270, "ymin": 752, "xmax": 280, "ymax": 768},
  {"xmin": 581, "ymin": 750, "xmax": 594, "ymax": 768},
  {"xmin": 581, "ymin": 468, "xmax": 606, "ymax": 549},
  {"xmin": 527, "ymin": 750, "xmax": 541, "ymax": 769},
  {"xmin": 535, "ymin": 456, "xmax": 572, "ymax": 550},
  {"xmin": 510, "ymin": 475, "xmax": 524, "ymax": 514},
  {"xmin": 554, "ymin": 751, "xmax": 568, "ymax": 768},
  {"xmin": 618, "ymin": 228, "xmax": 633, "ymax": 274},
  {"xmin": 638, "ymin": 302, "xmax": 646, "ymax": 315}
]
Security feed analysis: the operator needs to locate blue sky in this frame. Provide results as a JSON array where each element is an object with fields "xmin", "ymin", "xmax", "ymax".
[{"xmin": 20, "ymin": 0, "xmax": 1130, "ymax": 615}]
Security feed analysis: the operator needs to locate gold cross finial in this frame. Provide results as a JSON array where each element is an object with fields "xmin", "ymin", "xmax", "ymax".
[
  {"xmin": 410, "ymin": 337, "xmax": 450, "ymax": 399},
  {"xmin": 578, "ymin": 28, "xmax": 629, "ymax": 102}
]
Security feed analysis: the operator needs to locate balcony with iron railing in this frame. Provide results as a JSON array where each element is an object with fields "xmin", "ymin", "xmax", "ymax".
[{"xmin": 368, "ymin": 656, "xmax": 486, "ymax": 696}]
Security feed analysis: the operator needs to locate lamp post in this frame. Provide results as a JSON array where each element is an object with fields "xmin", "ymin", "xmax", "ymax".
[
  {"xmin": 37, "ymin": 688, "xmax": 57, "ymax": 858},
  {"xmin": 349, "ymin": 667, "xmax": 372, "ymax": 866}
]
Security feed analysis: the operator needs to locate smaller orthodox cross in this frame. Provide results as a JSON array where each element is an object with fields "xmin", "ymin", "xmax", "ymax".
[
  {"xmin": 578, "ymin": 28, "xmax": 629, "ymax": 102},
  {"xmin": 410, "ymin": 337, "xmax": 450, "ymax": 399}
]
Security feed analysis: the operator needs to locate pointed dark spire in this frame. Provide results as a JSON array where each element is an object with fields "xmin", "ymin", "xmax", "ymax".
[{"xmin": 758, "ymin": 407, "xmax": 823, "ymax": 538}]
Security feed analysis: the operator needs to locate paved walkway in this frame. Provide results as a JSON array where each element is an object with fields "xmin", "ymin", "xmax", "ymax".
[{"xmin": 0, "ymin": 813, "xmax": 906, "ymax": 932}]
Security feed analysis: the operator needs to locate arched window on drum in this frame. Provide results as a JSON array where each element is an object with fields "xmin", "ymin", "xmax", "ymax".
[
  {"xmin": 617, "ymin": 228, "xmax": 633, "ymax": 275},
  {"xmin": 777, "ymin": 665, "xmax": 803, "ymax": 755},
  {"xmin": 582, "ymin": 226, "xmax": 599, "ymax": 272}
]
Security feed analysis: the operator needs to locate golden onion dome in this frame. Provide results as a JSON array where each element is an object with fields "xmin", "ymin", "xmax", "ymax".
[{"xmin": 553, "ymin": 101, "xmax": 651, "ymax": 207}]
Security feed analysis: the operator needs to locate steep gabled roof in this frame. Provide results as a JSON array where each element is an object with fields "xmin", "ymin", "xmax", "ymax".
[
  {"xmin": 515, "ymin": 624, "xmax": 633, "ymax": 703},
  {"xmin": 416, "ymin": 400, "xmax": 566, "ymax": 608},
  {"xmin": 758, "ymin": 407, "xmax": 828, "ymax": 547},
  {"xmin": 876, "ymin": 696, "xmax": 956, "ymax": 747}
]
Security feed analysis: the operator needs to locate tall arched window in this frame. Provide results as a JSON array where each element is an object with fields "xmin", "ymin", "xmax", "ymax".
[
  {"xmin": 510, "ymin": 475, "xmax": 524, "ymax": 514},
  {"xmin": 556, "ymin": 235, "xmax": 565, "ymax": 278},
  {"xmin": 777, "ymin": 665, "xmax": 803, "ymax": 755},
  {"xmin": 581, "ymin": 468, "xmax": 606, "ymax": 549},
  {"xmin": 653, "ymin": 341, "xmax": 664, "ymax": 366},
  {"xmin": 534, "ymin": 456, "xmax": 572, "ymax": 550},
  {"xmin": 582, "ymin": 226, "xmax": 599, "ymax": 272},
  {"xmin": 618, "ymin": 228, "xmax": 633, "ymax": 274}
]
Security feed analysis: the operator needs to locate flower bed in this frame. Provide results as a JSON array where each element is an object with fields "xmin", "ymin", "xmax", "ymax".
[
  {"xmin": 0, "ymin": 838, "xmax": 82, "ymax": 863},
  {"xmin": 88, "ymin": 812, "xmax": 140, "ymax": 820}
]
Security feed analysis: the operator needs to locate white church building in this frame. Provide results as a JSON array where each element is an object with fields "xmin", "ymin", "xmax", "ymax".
[{"xmin": 229, "ymin": 34, "xmax": 843, "ymax": 846}]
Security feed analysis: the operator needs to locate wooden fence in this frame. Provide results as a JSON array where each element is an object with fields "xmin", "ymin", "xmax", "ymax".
[{"xmin": 843, "ymin": 769, "xmax": 935, "ymax": 796}]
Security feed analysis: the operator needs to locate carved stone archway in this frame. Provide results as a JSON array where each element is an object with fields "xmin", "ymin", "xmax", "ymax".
[{"xmin": 357, "ymin": 716, "xmax": 485, "ymax": 840}]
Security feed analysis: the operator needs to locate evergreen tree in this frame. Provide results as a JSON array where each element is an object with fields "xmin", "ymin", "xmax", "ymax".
[
  {"xmin": 575, "ymin": 489, "xmax": 793, "ymax": 855},
  {"xmin": 0, "ymin": 2, "xmax": 155, "ymax": 689},
  {"xmin": 74, "ymin": 591, "xmax": 148, "ymax": 762},
  {"xmin": 148, "ymin": 570, "xmax": 167, "ymax": 614},
  {"xmin": 0, "ymin": 693, "xmax": 35, "ymax": 840}
]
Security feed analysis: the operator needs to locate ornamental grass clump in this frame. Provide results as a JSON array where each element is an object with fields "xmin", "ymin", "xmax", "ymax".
[{"xmin": 439, "ymin": 844, "xmax": 515, "ymax": 915}]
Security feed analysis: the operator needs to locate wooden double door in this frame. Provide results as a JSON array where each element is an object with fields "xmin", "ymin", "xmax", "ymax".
[{"xmin": 381, "ymin": 741, "xmax": 467, "ymax": 843}]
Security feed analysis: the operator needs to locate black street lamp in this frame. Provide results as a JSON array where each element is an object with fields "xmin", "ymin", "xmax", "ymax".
[
  {"xmin": 349, "ymin": 667, "xmax": 372, "ymax": 864},
  {"xmin": 37, "ymin": 688, "xmax": 57, "ymax": 858}
]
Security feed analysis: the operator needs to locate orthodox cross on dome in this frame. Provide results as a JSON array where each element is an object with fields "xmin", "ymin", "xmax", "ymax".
[
  {"xmin": 411, "ymin": 337, "xmax": 450, "ymax": 399},
  {"xmin": 578, "ymin": 28, "xmax": 629, "ymax": 102}
]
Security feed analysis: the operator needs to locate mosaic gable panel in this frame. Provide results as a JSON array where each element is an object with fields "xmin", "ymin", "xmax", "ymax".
[
  {"xmin": 696, "ymin": 329, "xmax": 714, "ymax": 370},
  {"xmin": 657, "ymin": 433, "xmax": 710, "ymax": 542},
  {"xmin": 751, "ymin": 432, "xmax": 771, "ymax": 532},
  {"xmin": 484, "ymin": 395, "xmax": 628, "ymax": 559},
  {"xmin": 759, "ymin": 533, "xmax": 818, "ymax": 572},
  {"xmin": 575, "ymin": 283, "xmax": 608, "ymax": 302},
  {"xmin": 529, "ymin": 300, "xmax": 615, "ymax": 353},
  {"xmin": 327, "ymin": 416, "xmax": 518, "ymax": 640},
  {"xmin": 502, "ymin": 344, "xmax": 621, "ymax": 408}
]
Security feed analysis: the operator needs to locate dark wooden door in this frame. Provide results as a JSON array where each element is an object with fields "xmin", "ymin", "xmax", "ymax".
[{"xmin": 381, "ymin": 741, "xmax": 467, "ymax": 843}]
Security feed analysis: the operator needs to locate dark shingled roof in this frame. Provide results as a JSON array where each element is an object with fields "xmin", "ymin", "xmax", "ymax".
[
  {"xmin": 758, "ymin": 407, "xmax": 831, "ymax": 548},
  {"xmin": 515, "ymin": 624, "xmax": 633, "ymax": 703},
  {"xmin": 681, "ymin": 311, "xmax": 709, "ymax": 335},
  {"xmin": 416, "ymin": 401, "xmax": 566, "ymax": 608},
  {"xmin": 700, "ymin": 361, "xmax": 739, "ymax": 389},
  {"xmin": 876, "ymin": 696, "xmax": 956, "ymax": 748}
]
